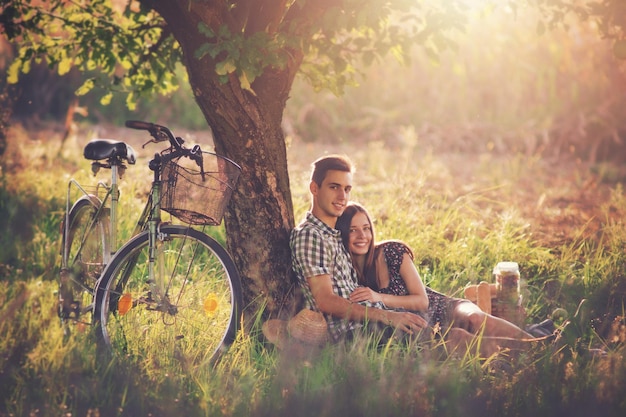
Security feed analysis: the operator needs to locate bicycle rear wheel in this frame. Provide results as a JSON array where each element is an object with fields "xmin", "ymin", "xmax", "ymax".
[
  {"xmin": 60, "ymin": 196, "xmax": 110, "ymax": 327},
  {"xmin": 94, "ymin": 225, "xmax": 242, "ymax": 368}
]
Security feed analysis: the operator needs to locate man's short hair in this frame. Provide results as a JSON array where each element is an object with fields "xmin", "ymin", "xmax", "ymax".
[{"xmin": 310, "ymin": 155, "xmax": 354, "ymax": 186}]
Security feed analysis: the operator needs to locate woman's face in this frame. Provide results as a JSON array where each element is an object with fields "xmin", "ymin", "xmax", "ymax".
[{"xmin": 347, "ymin": 211, "xmax": 372, "ymax": 257}]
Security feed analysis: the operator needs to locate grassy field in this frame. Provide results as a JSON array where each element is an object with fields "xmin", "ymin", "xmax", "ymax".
[{"xmin": 1, "ymin": 122, "xmax": 626, "ymax": 417}]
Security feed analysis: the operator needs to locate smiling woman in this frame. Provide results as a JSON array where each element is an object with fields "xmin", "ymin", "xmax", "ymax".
[{"xmin": 334, "ymin": 202, "xmax": 552, "ymax": 358}]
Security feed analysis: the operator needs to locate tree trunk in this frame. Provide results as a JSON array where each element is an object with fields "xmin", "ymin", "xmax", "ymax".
[
  {"xmin": 149, "ymin": 1, "xmax": 303, "ymax": 320},
  {"xmin": 191, "ymin": 72, "xmax": 298, "ymax": 319}
]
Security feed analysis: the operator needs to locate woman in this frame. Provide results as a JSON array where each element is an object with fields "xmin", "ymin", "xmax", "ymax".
[{"xmin": 336, "ymin": 202, "xmax": 540, "ymax": 356}]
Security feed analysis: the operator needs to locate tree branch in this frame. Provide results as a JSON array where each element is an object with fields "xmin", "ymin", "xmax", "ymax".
[
  {"xmin": 243, "ymin": 0, "xmax": 289, "ymax": 35},
  {"xmin": 283, "ymin": 0, "xmax": 344, "ymax": 30}
]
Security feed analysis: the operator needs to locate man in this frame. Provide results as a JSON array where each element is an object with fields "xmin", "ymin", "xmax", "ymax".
[{"xmin": 290, "ymin": 154, "xmax": 428, "ymax": 342}]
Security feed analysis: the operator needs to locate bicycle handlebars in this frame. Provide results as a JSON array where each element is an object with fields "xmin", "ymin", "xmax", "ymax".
[
  {"xmin": 125, "ymin": 120, "xmax": 154, "ymax": 131},
  {"xmin": 125, "ymin": 120, "xmax": 182, "ymax": 148},
  {"xmin": 126, "ymin": 120, "xmax": 206, "ymax": 179}
]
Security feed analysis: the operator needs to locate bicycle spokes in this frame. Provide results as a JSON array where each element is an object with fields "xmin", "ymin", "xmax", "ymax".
[{"xmin": 97, "ymin": 226, "xmax": 241, "ymax": 369}]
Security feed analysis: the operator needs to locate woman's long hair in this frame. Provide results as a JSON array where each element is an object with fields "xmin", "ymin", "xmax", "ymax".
[{"xmin": 335, "ymin": 202, "xmax": 379, "ymax": 289}]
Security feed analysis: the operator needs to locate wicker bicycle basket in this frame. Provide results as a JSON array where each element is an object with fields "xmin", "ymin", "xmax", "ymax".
[{"xmin": 160, "ymin": 152, "xmax": 241, "ymax": 225}]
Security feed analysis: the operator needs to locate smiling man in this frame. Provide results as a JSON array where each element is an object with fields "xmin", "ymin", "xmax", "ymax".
[{"xmin": 290, "ymin": 155, "xmax": 428, "ymax": 342}]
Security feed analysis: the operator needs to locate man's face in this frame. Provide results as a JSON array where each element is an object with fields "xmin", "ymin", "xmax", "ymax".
[{"xmin": 310, "ymin": 169, "xmax": 353, "ymax": 227}]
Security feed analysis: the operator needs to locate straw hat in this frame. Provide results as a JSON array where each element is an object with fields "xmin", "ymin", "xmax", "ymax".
[{"xmin": 262, "ymin": 309, "xmax": 329, "ymax": 349}]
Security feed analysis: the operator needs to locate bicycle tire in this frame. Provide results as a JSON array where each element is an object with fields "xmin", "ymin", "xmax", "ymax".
[
  {"xmin": 60, "ymin": 196, "xmax": 110, "ymax": 326},
  {"xmin": 94, "ymin": 225, "xmax": 242, "ymax": 368}
]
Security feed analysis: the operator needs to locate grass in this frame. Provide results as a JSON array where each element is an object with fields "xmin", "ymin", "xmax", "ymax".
[
  {"xmin": 2, "ymin": 122, "xmax": 625, "ymax": 416},
  {"xmin": 2, "ymin": 6, "xmax": 626, "ymax": 415}
]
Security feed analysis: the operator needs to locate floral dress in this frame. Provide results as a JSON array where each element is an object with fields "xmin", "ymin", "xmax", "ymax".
[{"xmin": 377, "ymin": 241, "xmax": 462, "ymax": 329}]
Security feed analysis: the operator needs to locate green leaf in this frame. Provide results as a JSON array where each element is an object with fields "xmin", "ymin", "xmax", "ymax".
[
  {"xmin": 390, "ymin": 45, "xmax": 405, "ymax": 64},
  {"xmin": 126, "ymin": 92, "xmax": 137, "ymax": 111},
  {"xmin": 198, "ymin": 22, "xmax": 215, "ymax": 38},
  {"xmin": 86, "ymin": 58, "xmax": 97, "ymax": 71},
  {"xmin": 195, "ymin": 43, "xmax": 212, "ymax": 59},
  {"xmin": 216, "ymin": 59, "xmax": 236, "ymax": 76},
  {"xmin": 75, "ymin": 78, "xmax": 95, "ymax": 96},
  {"xmin": 100, "ymin": 92, "xmax": 113, "ymax": 106},
  {"xmin": 238, "ymin": 70, "xmax": 256, "ymax": 95},
  {"xmin": 7, "ymin": 58, "xmax": 23, "ymax": 84},
  {"xmin": 58, "ymin": 57, "xmax": 73, "ymax": 76}
]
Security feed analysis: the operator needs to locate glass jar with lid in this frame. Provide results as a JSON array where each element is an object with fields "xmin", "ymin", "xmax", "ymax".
[{"xmin": 492, "ymin": 261, "xmax": 523, "ymax": 325}]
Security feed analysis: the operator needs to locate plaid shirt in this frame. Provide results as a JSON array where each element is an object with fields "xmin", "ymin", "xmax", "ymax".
[{"xmin": 290, "ymin": 212, "xmax": 383, "ymax": 341}]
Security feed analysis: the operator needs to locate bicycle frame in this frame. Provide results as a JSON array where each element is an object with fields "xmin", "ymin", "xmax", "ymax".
[
  {"xmin": 62, "ymin": 175, "xmax": 113, "ymax": 270},
  {"xmin": 64, "ymin": 153, "xmax": 167, "ymax": 260},
  {"xmin": 61, "ymin": 152, "xmax": 153, "ymax": 318},
  {"xmin": 62, "ymin": 120, "xmax": 228, "ymax": 324},
  {"xmin": 68, "ymin": 121, "xmax": 243, "ymax": 365},
  {"xmin": 97, "ymin": 149, "xmax": 192, "ymax": 317}
]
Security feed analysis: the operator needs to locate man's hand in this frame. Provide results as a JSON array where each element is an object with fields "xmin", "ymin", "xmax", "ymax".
[
  {"xmin": 384, "ymin": 310, "xmax": 428, "ymax": 335},
  {"xmin": 308, "ymin": 274, "xmax": 428, "ymax": 335}
]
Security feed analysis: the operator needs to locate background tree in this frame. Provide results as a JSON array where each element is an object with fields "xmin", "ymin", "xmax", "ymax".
[
  {"xmin": 1, "ymin": 0, "xmax": 467, "ymax": 318},
  {"xmin": 1, "ymin": 0, "xmax": 623, "ymax": 319}
]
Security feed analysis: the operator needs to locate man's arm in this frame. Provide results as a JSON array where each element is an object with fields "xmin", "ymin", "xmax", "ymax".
[{"xmin": 308, "ymin": 274, "xmax": 429, "ymax": 334}]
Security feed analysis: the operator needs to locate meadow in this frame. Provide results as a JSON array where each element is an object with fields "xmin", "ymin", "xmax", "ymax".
[
  {"xmin": 0, "ymin": 118, "xmax": 625, "ymax": 417},
  {"xmin": 2, "ymin": 5, "xmax": 626, "ymax": 416}
]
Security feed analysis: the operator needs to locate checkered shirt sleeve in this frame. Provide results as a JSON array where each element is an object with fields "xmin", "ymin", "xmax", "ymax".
[{"xmin": 290, "ymin": 212, "xmax": 364, "ymax": 341}]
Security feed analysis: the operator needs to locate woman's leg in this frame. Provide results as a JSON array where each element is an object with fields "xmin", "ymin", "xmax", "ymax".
[
  {"xmin": 444, "ymin": 327, "xmax": 540, "ymax": 358},
  {"xmin": 452, "ymin": 301, "xmax": 533, "ymax": 339}
]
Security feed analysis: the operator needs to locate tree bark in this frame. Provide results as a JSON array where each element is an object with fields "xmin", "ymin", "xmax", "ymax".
[{"xmin": 148, "ymin": 0, "xmax": 303, "ymax": 320}]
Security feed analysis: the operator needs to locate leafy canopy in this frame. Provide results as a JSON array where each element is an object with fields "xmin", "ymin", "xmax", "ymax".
[
  {"xmin": 2, "ymin": 0, "xmax": 625, "ymax": 105},
  {"xmin": 1, "ymin": 0, "xmax": 470, "ymax": 103},
  {"xmin": 2, "ymin": 0, "xmax": 180, "ymax": 109}
]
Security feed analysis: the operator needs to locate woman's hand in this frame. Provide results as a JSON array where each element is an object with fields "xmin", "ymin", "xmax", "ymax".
[{"xmin": 350, "ymin": 286, "xmax": 383, "ymax": 304}]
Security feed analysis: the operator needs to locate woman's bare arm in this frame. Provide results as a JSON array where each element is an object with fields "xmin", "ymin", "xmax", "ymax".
[{"xmin": 349, "ymin": 253, "xmax": 429, "ymax": 312}]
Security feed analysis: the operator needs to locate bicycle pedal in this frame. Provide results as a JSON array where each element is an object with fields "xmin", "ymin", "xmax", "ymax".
[{"xmin": 59, "ymin": 299, "xmax": 82, "ymax": 318}]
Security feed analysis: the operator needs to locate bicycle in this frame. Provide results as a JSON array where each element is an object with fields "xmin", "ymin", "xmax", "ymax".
[{"xmin": 58, "ymin": 120, "xmax": 243, "ymax": 367}]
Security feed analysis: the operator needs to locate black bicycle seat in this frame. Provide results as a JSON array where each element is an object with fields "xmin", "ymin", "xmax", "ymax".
[{"xmin": 83, "ymin": 139, "xmax": 137, "ymax": 164}]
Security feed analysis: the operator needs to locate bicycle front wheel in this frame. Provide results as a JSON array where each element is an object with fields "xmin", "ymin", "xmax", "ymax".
[
  {"xmin": 60, "ymin": 196, "xmax": 110, "ymax": 326},
  {"xmin": 94, "ymin": 225, "xmax": 242, "ymax": 368}
]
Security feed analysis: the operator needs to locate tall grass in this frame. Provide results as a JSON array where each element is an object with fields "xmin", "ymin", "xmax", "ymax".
[
  {"xmin": 2, "ymin": 5, "xmax": 626, "ymax": 412},
  {"xmin": 1, "ymin": 122, "xmax": 625, "ymax": 416}
]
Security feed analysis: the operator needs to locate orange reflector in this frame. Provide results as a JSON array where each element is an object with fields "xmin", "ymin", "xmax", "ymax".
[
  {"xmin": 118, "ymin": 293, "xmax": 133, "ymax": 316},
  {"xmin": 203, "ymin": 294, "xmax": 218, "ymax": 316}
]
